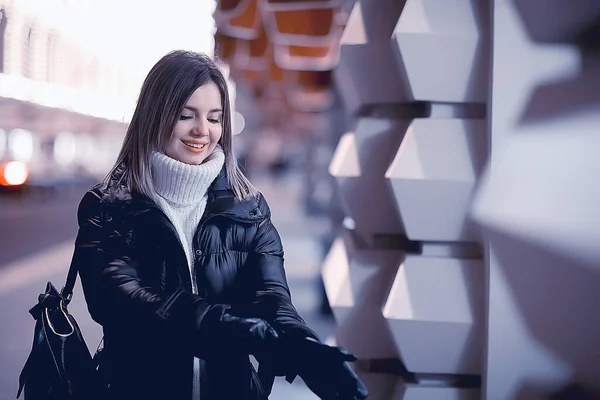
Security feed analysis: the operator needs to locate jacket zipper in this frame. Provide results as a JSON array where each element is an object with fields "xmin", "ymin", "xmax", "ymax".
[
  {"xmin": 154, "ymin": 208, "xmax": 203, "ymax": 400},
  {"xmin": 158, "ymin": 209, "xmax": 261, "ymax": 400},
  {"xmin": 190, "ymin": 214, "xmax": 219, "ymax": 400},
  {"xmin": 191, "ymin": 272, "xmax": 201, "ymax": 400}
]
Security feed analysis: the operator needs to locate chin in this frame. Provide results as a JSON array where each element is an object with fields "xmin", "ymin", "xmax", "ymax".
[
  {"xmin": 188, "ymin": 152, "xmax": 212, "ymax": 165},
  {"xmin": 184, "ymin": 157, "xmax": 205, "ymax": 165}
]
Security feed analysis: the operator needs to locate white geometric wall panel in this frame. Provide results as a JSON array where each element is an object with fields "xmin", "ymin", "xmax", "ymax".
[
  {"xmin": 386, "ymin": 119, "xmax": 487, "ymax": 242},
  {"xmin": 471, "ymin": 46, "xmax": 600, "ymax": 270},
  {"xmin": 383, "ymin": 255, "xmax": 484, "ymax": 375},
  {"xmin": 469, "ymin": 0, "xmax": 600, "ymax": 396},
  {"xmin": 393, "ymin": 383, "xmax": 480, "ymax": 400},
  {"xmin": 393, "ymin": 0, "xmax": 489, "ymax": 102},
  {"xmin": 322, "ymin": 234, "xmax": 404, "ymax": 359},
  {"xmin": 335, "ymin": 0, "xmax": 411, "ymax": 113},
  {"xmin": 472, "ymin": 122, "xmax": 600, "ymax": 269},
  {"xmin": 329, "ymin": 118, "xmax": 408, "ymax": 246},
  {"xmin": 513, "ymin": 0, "xmax": 600, "ymax": 44}
]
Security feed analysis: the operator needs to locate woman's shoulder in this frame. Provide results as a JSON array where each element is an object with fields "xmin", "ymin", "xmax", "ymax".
[
  {"xmin": 255, "ymin": 191, "xmax": 271, "ymax": 218},
  {"xmin": 77, "ymin": 180, "xmax": 135, "ymax": 223}
]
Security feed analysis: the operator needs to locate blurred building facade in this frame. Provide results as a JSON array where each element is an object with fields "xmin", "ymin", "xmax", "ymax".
[
  {"xmin": 214, "ymin": 1, "xmax": 600, "ymax": 399},
  {"xmin": 0, "ymin": 0, "xmax": 129, "ymax": 184}
]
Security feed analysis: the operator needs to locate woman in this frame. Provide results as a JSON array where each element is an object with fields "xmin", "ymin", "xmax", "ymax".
[{"xmin": 73, "ymin": 50, "xmax": 368, "ymax": 400}]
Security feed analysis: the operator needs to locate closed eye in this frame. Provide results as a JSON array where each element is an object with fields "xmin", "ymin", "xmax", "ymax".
[
  {"xmin": 179, "ymin": 115, "xmax": 193, "ymax": 121},
  {"xmin": 208, "ymin": 118, "xmax": 222, "ymax": 124}
]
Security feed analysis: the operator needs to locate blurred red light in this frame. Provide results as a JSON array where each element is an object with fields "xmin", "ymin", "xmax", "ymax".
[{"xmin": 0, "ymin": 161, "xmax": 29, "ymax": 186}]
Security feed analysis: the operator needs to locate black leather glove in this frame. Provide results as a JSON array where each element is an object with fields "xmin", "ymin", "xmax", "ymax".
[
  {"xmin": 293, "ymin": 337, "xmax": 369, "ymax": 400},
  {"xmin": 204, "ymin": 306, "xmax": 279, "ymax": 358}
]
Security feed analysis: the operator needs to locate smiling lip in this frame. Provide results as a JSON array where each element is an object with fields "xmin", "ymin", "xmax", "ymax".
[{"xmin": 181, "ymin": 139, "xmax": 209, "ymax": 153}]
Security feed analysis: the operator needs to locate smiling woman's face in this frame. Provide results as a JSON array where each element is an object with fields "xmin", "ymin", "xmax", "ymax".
[{"xmin": 164, "ymin": 82, "xmax": 223, "ymax": 165}]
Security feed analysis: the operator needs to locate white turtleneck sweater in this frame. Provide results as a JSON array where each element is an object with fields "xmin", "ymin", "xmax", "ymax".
[{"xmin": 150, "ymin": 147, "xmax": 225, "ymax": 269}]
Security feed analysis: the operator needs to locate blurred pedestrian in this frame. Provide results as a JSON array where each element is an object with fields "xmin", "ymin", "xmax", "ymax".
[{"xmin": 72, "ymin": 50, "xmax": 368, "ymax": 400}]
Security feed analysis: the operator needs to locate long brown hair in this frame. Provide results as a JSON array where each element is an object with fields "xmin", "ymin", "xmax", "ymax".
[{"xmin": 104, "ymin": 50, "xmax": 257, "ymax": 200}]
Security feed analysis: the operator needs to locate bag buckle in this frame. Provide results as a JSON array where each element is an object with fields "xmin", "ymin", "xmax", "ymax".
[{"xmin": 60, "ymin": 286, "xmax": 73, "ymax": 305}]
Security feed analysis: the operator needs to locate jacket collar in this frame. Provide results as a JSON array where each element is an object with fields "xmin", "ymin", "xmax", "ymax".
[
  {"xmin": 204, "ymin": 168, "xmax": 266, "ymax": 222},
  {"xmin": 97, "ymin": 161, "xmax": 267, "ymax": 223}
]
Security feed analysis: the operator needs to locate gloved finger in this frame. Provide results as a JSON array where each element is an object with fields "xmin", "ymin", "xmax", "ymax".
[
  {"xmin": 266, "ymin": 326, "xmax": 279, "ymax": 340},
  {"xmin": 247, "ymin": 320, "xmax": 279, "ymax": 340},
  {"xmin": 337, "ymin": 363, "xmax": 369, "ymax": 399},
  {"xmin": 356, "ymin": 388, "xmax": 369, "ymax": 399},
  {"xmin": 356, "ymin": 375, "xmax": 369, "ymax": 399},
  {"xmin": 336, "ymin": 348, "xmax": 357, "ymax": 362},
  {"xmin": 352, "ymin": 381, "xmax": 369, "ymax": 400},
  {"xmin": 314, "ymin": 342, "xmax": 357, "ymax": 362}
]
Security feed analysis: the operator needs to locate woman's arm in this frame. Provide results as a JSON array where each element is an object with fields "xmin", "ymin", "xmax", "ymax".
[
  {"xmin": 247, "ymin": 205, "xmax": 319, "ymax": 342},
  {"xmin": 247, "ymin": 201, "xmax": 369, "ymax": 399},
  {"xmin": 75, "ymin": 189, "xmax": 277, "ymax": 359}
]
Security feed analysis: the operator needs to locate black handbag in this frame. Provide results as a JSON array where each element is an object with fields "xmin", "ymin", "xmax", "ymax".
[{"xmin": 17, "ymin": 253, "xmax": 105, "ymax": 400}]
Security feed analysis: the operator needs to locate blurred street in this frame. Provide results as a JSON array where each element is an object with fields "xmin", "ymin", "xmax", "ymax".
[
  {"xmin": 0, "ymin": 191, "xmax": 81, "ymax": 266},
  {"xmin": 0, "ymin": 171, "xmax": 334, "ymax": 400}
]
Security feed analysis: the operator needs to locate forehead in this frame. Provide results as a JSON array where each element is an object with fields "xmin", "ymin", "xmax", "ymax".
[{"xmin": 186, "ymin": 82, "xmax": 222, "ymax": 110}]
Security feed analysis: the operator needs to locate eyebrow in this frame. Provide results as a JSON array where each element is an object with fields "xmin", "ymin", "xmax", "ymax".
[{"xmin": 183, "ymin": 106, "xmax": 223, "ymax": 113}]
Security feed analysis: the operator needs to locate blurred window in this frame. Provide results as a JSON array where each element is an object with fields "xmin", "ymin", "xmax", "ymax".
[
  {"xmin": 9, "ymin": 129, "xmax": 34, "ymax": 162},
  {"xmin": 0, "ymin": 129, "xmax": 6, "ymax": 158},
  {"xmin": 0, "ymin": 8, "xmax": 6, "ymax": 73},
  {"xmin": 22, "ymin": 25, "xmax": 33, "ymax": 78},
  {"xmin": 46, "ymin": 32, "xmax": 57, "ymax": 83},
  {"xmin": 54, "ymin": 132, "xmax": 76, "ymax": 166}
]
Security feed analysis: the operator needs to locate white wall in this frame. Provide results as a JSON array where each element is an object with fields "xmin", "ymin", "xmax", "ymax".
[{"xmin": 478, "ymin": 1, "xmax": 596, "ymax": 398}]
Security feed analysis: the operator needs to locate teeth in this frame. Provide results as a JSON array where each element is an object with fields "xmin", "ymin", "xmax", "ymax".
[{"xmin": 183, "ymin": 142, "xmax": 206, "ymax": 149}]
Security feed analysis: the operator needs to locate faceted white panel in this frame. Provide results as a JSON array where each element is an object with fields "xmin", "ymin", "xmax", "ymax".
[
  {"xmin": 471, "ymin": 95, "xmax": 600, "ymax": 269},
  {"xmin": 513, "ymin": 0, "xmax": 600, "ymax": 44},
  {"xmin": 471, "ymin": 92, "xmax": 600, "ymax": 379},
  {"xmin": 393, "ymin": 0, "xmax": 489, "ymax": 102},
  {"xmin": 383, "ymin": 256, "xmax": 484, "ymax": 375},
  {"xmin": 481, "ymin": 228, "xmax": 600, "ymax": 389},
  {"xmin": 386, "ymin": 119, "xmax": 487, "ymax": 242},
  {"xmin": 322, "ymin": 234, "xmax": 404, "ymax": 359},
  {"xmin": 334, "ymin": 0, "xmax": 411, "ymax": 113},
  {"xmin": 473, "ymin": 128, "xmax": 600, "ymax": 267},
  {"xmin": 393, "ymin": 382, "xmax": 480, "ymax": 400},
  {"xmin": 471, "ymin": 2, "xmax": 593, "ymax": 397},
  {"xmin": 329, "ymin": 118, "xmax": 408, "ymax": 246}
]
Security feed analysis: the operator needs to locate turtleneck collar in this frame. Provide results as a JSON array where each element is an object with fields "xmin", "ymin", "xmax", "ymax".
[{"xmin": 150, "ymin": 145, "xmax": 225, "ymax": 206}]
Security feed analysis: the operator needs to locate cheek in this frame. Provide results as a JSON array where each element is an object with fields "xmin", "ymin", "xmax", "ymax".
[
  {"xmin": 166, "ymin": 135, "xmax": 178, "ymax": 152},
  {"xmin": 212, "ymin": 128, "xmax": 223, "ymax": 142},
  {"xmin": 171, "ymin": 122, "xmax": 187, "ymax": 137},
  {"xmin": 169, "ymin": 123, "xmax": 188, "ymax": 143}
]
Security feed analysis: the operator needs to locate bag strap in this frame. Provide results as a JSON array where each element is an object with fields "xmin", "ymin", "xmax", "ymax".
[{"xmin": 60, "ymin": 245, "xmax": 79, "ymax": 304}]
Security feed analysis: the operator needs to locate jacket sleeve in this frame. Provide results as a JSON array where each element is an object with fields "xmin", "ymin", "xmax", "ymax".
[
  {"xmin": 248, "ymin": 212, "xmax": 319, "ymax": 342},
  {"xmin": 74, "ymin": 190, "xmax": 228, "ymax": 358}
]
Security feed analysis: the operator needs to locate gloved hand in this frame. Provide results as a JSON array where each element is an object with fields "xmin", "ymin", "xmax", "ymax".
[
  {"xmin": 222, "ymin": 312, "xmax": 280, "ymax": 356},
  {"xmin": 204, "ymin": 306, "xmax": 280, "ymax": 358},
  {"xmin": 293, "ymin": 337, "xmax": 369, "ymax": 400}
]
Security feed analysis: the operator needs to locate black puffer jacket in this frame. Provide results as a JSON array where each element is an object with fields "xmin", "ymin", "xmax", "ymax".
[{"xmin": 73, "ymin": 164, "xmax": 318, "ymax": 400}]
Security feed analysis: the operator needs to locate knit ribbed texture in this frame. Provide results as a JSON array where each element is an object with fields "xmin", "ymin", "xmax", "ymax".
[{"xmin": 150, "ymin": 146, "xmax": 225, "ymax": 268}]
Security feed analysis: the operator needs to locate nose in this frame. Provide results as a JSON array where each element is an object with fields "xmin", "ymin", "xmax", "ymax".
[{"xmin": 192, "ymin": 119, "xmax": 209, "ymax": 137}]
